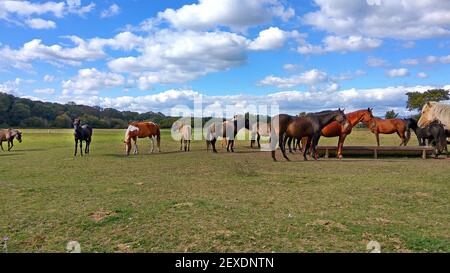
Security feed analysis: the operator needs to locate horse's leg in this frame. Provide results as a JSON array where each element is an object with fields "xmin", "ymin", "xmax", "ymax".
[
  {"xmin": 303, "ymin": 137, "xmax": 311, "ymax": 161},
  {"xmin": 74, "ymin": 139, "xmax": 78, "ymax": 156},
  {"xmin": 257, "ymin": 133, "xmax": 261, "ymax": 149},
  {"xmin": 397, "ymin": 132, "xmax": 405, "ymax": 146},
  {"xmin": 337, "ymin": 134, "xmax": 346, "ymax": 159},
  {"xmin": 8, "ymin": 140, "xmax": 13, "ymax": 151},
  {"xmin": 0, "ymin": 141, "xmax": 3, "ymax": 151},
  {"xmin": 312, "ymin": 135, "xmax": 321, "ymax": 160},
  {"xmin": 180, "ymin": 138, "xmax": 183, "ymax": 151},
  {"xmin": 375, "ymin": 132, "xmax": 380, "ymax": 146},
  {"xmin": 281, "ymin": 133, "xmax": 290, "ymax": 161},
  {"xmin": 230, "ymin": 140, "xmax": 235, "ymax": 152},
  {"xmin": 211, "ymin": 138, "xmax": 218, "ymax": 153},
  {"xmin": 287, "ymin": 137, "xmax": 294, "ymax": 153}
]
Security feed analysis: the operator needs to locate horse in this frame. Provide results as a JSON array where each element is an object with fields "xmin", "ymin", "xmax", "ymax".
[
  {"xmin": 173, "ymin": 122, "xmax": 192, "ymax": 152},
  {"xmin": 271, "ymin": 109, "xmax": 349, "ymax": 161},
  {"xmin": 292, "ymin": 108, "xmax": 374, "ymax": 158},
  {"xmin": 418, "ymin": 102, "xmax": 450, "ymax": 128},
  {"xmin": 250, "ymin": 120, "xmax": 271, "ymax": 148},
  {"xmin": 73, "ymin": 119, "xmax": 93, "ymax": 156},
  {"xmin": 0, "ymin": 129, "xmax": 22, "ymax": 151},
  {"xmin": 206, "ymin": 115, "xmax": 250, "ymax": 153},
  {"xmin": 124, "ymin": 121, "xmax": 161, "ymax": 156},
  {"xmin": 406, "ymin": 118, "xmax": 448, "ymax": 154},
  {"xmin": 363, "ymin": 117, "xmax": 410, "ymax": 146}
]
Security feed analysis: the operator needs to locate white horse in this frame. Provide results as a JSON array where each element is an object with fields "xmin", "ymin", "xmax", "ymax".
[
  {"xmin": 418, "ymin": 102, "xmax": 450, "ymax": 128},
  {"xmin": 174, "ymin": 122, "xmax": 192, "ymax": 151},
  {"xmin": 250, "ymin": 121, "xmax": 271, "ymax": 148}
]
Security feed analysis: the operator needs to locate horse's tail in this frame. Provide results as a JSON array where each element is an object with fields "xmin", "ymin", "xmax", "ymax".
[{"xmin": 404, "ymin": 119, "xmax": 412, "ymax": 145}]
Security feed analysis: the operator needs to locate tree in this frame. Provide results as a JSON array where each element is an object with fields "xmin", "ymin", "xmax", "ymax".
[
  {"xmin": 385, "ymin": 110, "xmax": 399, "ymax": 119},
  {"xmin": 406, "ymin": 89, "xmax": 449, "ymax": 112},
  {"xmin": 53, "ymin": 113, "xmax": 72, "ymax": 128},
  {"xmin": 21, "ymin": 117, "xmax": 49, "ymax": 128}
]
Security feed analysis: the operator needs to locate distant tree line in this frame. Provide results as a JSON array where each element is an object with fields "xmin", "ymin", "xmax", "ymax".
[{"xmin": 0, "ymin": 93, "xmax": 181, "ymax": 129}]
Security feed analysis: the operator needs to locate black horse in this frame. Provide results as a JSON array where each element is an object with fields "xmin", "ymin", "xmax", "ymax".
[
  {"xmin": 271, "ymin": 109, "xmax": 349, "ymax": 161},
  {"xmin": 73, "ymin": 119, "xmax": 93, "ymax": 156},
  {"xmin": 406, "ymin": 118, "xmax": 448, "ymax": 155}
]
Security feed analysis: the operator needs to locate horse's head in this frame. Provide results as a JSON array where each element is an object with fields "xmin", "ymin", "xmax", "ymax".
[
  {"xmin": 361, "ymin": 108, "xmax": 374, "ymax": 124},
  {"xmin": 73, "ymin": 118, "xmax": 81, "ymax": 131},
  {"xmin": 335, "ymin": 108, "xmax": 350, "ymax": 130},
  {"xmin": 124, "ymin": 124, "xmax": 139, "ymax": 155},
  {"xmin": 15, "ymin": 130, "xmax": 22, "ymax": 143},
  {"xmin": 418, "ymin": 102, "xmax": 437, "ymax": 128}
]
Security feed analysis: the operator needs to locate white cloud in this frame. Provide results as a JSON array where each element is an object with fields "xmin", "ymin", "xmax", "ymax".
[
  {"xmin": 156, "ymin": 0, "xmax": 294, "ymax": 31},
  {"xmin": 101, "ymin": 3, "xmax": 120, "ymax": 18},
  {"xmin": 440, "ymin": 55, "xmax": 450, "ymax": 64},
  {"xmin": 248, "ymin": 27, "xmax": 298, "ymax": 51},
  {"xmin": 0, "ymin": 78, "xmax": 22, "ymax": 95},
  {"xmin": 367, "ymin": 56, "xmax": 389, "ymax": 67},
  {"xmin": 400, "ymin": 59, "xmax": 419, "ymax": 66},
  {"xmin": 33, "ymin": 88, "xmax": 55, "ymax": 94},
  {"xmin": 402, "ymin": 41, "xmax": 416, "ymax": 48},
  {"xmin": 44, "ymin": 74, "xmax": 55, "ymax": 82},
  {"xmin": 0, "ymin": 0, "xmax": 95, "ymax": 28},
  {"xmin": 62, "ymin": 68, "xmax": 126, "ymax": 96},
  {"xmin": 387, "ymin": 68, "xmax": 409, "ymax": 78},
  {"xmin": 108, "ymin": 30, "xmax": 250, "ymax": 86},
  {"xmin": 258, "ymin": 69, "xmax": 330, "ymax": 88},
  {"xmin": 283, "ymin": 64, "xmax": 299, "ymax": 72},
  {"xmin": 26, "ymin": 18, "xmax": 56, "ymax": 29},
  {"xmin": 303, "ymin": 0, "xmax": 450, "ymax": 40},
  {"xmin": 426, "ymin": 55, "xmax": 438, "ymax": 64},
  {"xmin": 298, "ymin": 36, "xmax": 382, "ymax": 54},
  {"xmin": 417, "ymin": 72, "xmax": 428, "ymax": 79},
  {"xmin": 56, "ymin": 85, "xmax": 441, "ymax": 116}
]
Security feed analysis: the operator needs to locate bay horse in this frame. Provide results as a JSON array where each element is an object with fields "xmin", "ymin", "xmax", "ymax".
[
  {"xmin": 173, "ymin": 122, "xmax": 192, "ymax": 152},
  {"xmin": 73, "ymin": 119, "xmax": 93, "ymax": 156},
  {"xmin": 206, "ymin": 115, "xmax": 250, "ymax": 153},
  {"xmin": 124, "ymin": 121, "xmax": 161, "ymax": 156},
  {"xmin": 271, "ymin": 109, "xmax": 349, "ymax": 161},
  {"xmin": 0, "ymin": 129, "xmax": 22, "ymax": 151},
  {"xmin": 418, "ymin": 102, "xmax": 450, "ymax": 128},
  {"xmin": 363, "ymin": 117, "xmax": 410, "ymax": 146}
]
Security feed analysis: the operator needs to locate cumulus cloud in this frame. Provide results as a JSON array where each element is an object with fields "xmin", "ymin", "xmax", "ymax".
[
  {"xmin": 417, "ymin": 72, "xmax": 428, "ymax": 79},
  {"xmin": 303, "ymin": 0, "xmax": 450, "ymax": 40},
  {"xmin": 0, "ymin": 78, "xmax": 22, "ymax": 95},
  {"xmin": 298, "ymin": 36, "xmax": 382, "ymax": 54},
  {"xmin": 387, "ymin": 68, "xmax": 409, "ymax": 78},
  {"xmin": 0, "ymin": 0, "xmax": 95, "ymax": 28},
  {"xmin": 108, "ymin": 30, "xmax": 249, "ymax": 86},
  {"xmin": 25, "ymin": 18, "xmax": 56, "ymax": 29},
  {"xmin": 62, "ymin": 68, "xmax": 126, "ymax": 96},
  {"xmin": 101, "ymin": 3, "xmax": 120, "ymax": 18},
  {"xmin": 248, "ymin": 27, "xmax": 299, "ymax": 51},
  {"xmin": 367, "ymin": 56, "xmax": 389, "ymax": 67},
  {"xmin": 258, "ymin": 69, "xmax": 331, "ymax": 88},
  {"xmin": 44, "ymin": 74, "xmax": 55, "ymax": 82},
  {"xmin": 156, "ymin": 0, "xmax": 294, "ymax": 31},
  {"xmin": 400, "ymin": 58, "xmax": 419, "ymax": 66},
  {"xmin": 56, "ymin": 85, "xmax": 442, "ymax": 116}
]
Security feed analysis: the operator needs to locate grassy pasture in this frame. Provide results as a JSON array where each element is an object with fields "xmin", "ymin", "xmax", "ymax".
[{"xmin": 0, "ymin": 128, "xmax": 449, "ymax": 253}]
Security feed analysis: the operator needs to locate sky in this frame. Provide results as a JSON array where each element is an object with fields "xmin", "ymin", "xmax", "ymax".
[{"xmin": 1, "ymin": 0, "xmax": 450, "ymax": 116}]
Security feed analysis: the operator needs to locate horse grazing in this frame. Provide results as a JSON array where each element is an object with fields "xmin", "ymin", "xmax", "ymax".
[
  {"xmin": 0, "ymin": 129, "xmax": 22, "ymax": 151},
  {"xmin": 271, "ymin": 109, "xmax": 349, "ymax": 161},
  {"xmin": 174, "ymin": 122, "xmax": 192, "ymax": 152},
  {"xmin": 250, "ymin": 120, "xmax": 271, "ymax": 148},
  {"xmin": 363, "ymin": 117, "xmax": 410, "ymax": 146},
  {"xmin": 73, "ymin": 119, "xmax": 93, "ymax": 156},
  {"xmin": 124, "ymin": 121, "xmax": 161, "ymax": 156},
  {"xmin": 418, "ymin": 102, "xmax": 450, "ymax": 128},
  {"xmin": 406, "ymin": 119, "xmax": 448, "ymax": 154},
  {"xmin": 206, "ymin": 115, "xmax": 250, "ymax": 153}
]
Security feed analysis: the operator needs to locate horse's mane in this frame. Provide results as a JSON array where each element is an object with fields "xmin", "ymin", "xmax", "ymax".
[{"xmin": 429, "ymin": 102, "xmax": 450, "ymax": 126}]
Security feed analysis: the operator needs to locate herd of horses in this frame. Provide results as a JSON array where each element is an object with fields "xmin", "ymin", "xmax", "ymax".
[{"xmin": 1, "ymin": 102, "xmax": 449, "ymax": 160}]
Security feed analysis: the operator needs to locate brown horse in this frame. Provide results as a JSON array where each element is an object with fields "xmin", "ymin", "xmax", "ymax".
[
  {"xmin": 124, "ymin": 121, "xmax": 161, "ymax": 155},
  {"xmin": 0, "ymin": 129, "xmax": 22, "ymax": 151},
  {"xmin": 271, "ymin": 109, "xmax": 349, "ymax": 161},
  {"xmin": 363, "ymin": 117, "xmax": 410, "ymax": 146}
]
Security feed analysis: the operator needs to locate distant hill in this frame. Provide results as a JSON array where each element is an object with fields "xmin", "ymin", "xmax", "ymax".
[{"xmin": 0, "ymin": 93, "xmax": 180, "ymax": 129}]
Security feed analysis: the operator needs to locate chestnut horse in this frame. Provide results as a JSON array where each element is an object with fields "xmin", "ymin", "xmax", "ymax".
[
  {"xmin": 271, "ymin": 109, "xmax": 349, "ymax": 161},
  {"xmin": 124, "ymin": 121, "xmax": 161, "ymax": 155},
  {"xmin": 363, "ymin": 117, "xmax": 410, "ymax": 146}
]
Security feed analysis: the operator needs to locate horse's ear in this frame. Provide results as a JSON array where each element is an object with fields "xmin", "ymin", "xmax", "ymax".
[{"xmin": 427, "ymin": 101, "xmax": 432, "ymax": 107}]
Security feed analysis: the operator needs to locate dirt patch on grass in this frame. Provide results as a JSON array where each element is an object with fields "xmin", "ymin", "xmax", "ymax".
[
  {"xmin": 307, "ymin": 219, "xmax": 349, "ymax": 231},
  {"xmin": 89, "ymin": 208, "xmax": 117, "ymax": 223}
]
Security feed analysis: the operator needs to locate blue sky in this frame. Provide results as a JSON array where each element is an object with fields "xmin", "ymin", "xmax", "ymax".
[{"xmin": 1, "ymin": 0, "xmax": 450, "ymax": 115}]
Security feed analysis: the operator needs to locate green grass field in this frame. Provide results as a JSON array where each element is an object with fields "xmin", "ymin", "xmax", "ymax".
[{"xmin": 0, "ymin": 128, "xmax": 449, "ymax": 253}]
